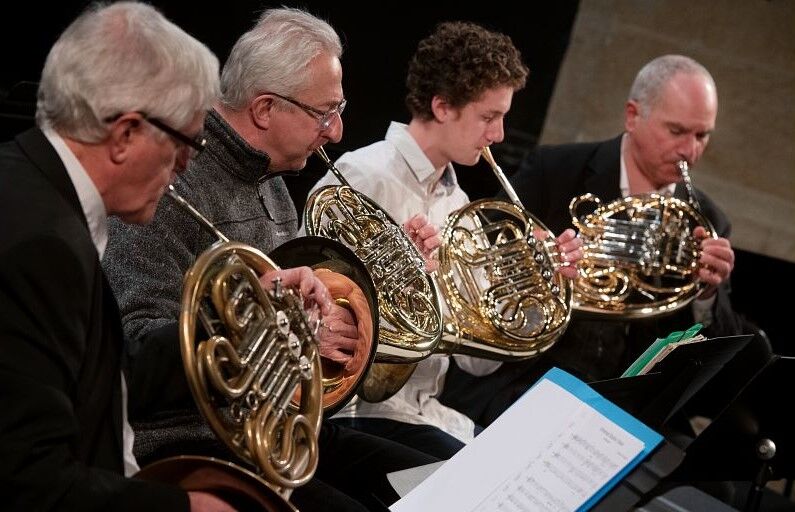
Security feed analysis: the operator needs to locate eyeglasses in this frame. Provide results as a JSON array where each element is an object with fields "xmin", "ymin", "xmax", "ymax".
[
  {"xmin": 104, "ymin": 112, "xmax": 206, "ymax": 158},
  {"xmin": 142, "ymin": 116, "xmax": 206, "ymax": 158},
  {"xmin": 267, "ymin": 92, "xmax": 346, "ymax": 131}
]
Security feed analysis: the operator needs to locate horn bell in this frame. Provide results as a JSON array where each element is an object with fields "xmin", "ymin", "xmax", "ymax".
[{"xmin": 269, "ymin": 236, "xmax": 379, "ymax": 416}]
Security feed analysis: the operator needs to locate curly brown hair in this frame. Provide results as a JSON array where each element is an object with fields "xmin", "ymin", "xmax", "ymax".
[{"xmin": 405, "ymin": 21, "xmax": 528, "ymax": 121}]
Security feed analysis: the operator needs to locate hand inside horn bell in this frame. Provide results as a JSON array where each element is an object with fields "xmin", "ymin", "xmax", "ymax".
[
  {"xmin": 317, "ymin": 303, "xmax": 359, "ymax": 369},
  {"xmin": 313, "ymin": 268, "xmax": 372, "ymax": 373}
]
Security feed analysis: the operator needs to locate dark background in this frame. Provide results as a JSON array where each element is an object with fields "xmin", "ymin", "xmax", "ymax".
[
  {"xmin": 1, "ymin": 1, "xmax": 790, "ymax": 354},
  {"xmin": 0, "ymin": 1, "xmax": 580, "ymax": 178}
]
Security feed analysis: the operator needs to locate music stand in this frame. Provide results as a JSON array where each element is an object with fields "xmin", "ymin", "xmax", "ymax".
[
  {"xmin": 583, "ymin": 335, "xmax": 756, "ymax": 511},
  {"xmin": 591, "ymin": 440, "xmax": 685, "ymax": 512},
  {"xmin": 668, "ymin": 355, "xmax": 795, "ymax": 512},
  {"xmin": 591, "ymin": 334, "xmax": 754, "ymax": 431}
]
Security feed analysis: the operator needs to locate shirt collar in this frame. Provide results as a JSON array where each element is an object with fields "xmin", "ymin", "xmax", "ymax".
[
  {"xmin": 619, "ymin": 133, "xmax": 675, "ymax": 198},
  {"xmin": 43, "ymin": 129, "xmax": 108, "ymax": 258},
  {"xmin": 385, "ymin": 121, "xmax": 459, "ymax": 195}
]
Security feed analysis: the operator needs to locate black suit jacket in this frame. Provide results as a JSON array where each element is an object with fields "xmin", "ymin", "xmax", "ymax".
[
  {"xmin": 507, "ymin": 135, "xmax": 743, "ymax": 376},
  {"xmin": 0, "ymin": 129, "xmax": 187, "ymax": 511}
]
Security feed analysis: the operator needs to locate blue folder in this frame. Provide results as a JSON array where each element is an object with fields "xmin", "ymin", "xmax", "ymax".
[{"xmin": 529, "ymin": 368, "xmax": 664, "ymax": 511}]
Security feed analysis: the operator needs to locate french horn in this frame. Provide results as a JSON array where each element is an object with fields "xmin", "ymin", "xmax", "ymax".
[
  {"xmin": 304, "ymin": 147, "xmax": 443, "ymax": 402},
  {"xmin": 268, "ymin": 236, "xmax": 379, "ymax": 416},
  {"xmin": 435, "ymin": 146, "xmax": 572, "ymax": 358},
  {"xmin": 569, "ymin": 160, "xmax": 717, "ymax": 318},
  {"xmin": 136, "ymin": 186, "xmax": 322, "ymax": 509}
]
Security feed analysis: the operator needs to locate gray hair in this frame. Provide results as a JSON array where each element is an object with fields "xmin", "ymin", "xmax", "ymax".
[
  {"xmin": 220, "ymin": 7, "xmax": 342, "ymax": 110},
  {"xmin": 628, "ymin": 54, "xmax": 716, "ymax": 117},
  {"xmin": 36, "ymin": 1, "xmax": 220, "ymax": 142}
]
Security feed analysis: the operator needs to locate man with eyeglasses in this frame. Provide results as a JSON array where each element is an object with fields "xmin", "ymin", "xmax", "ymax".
[
  {"xmin": 0, "ymin": 3, "xmax": 244, "ymax": 510},
  {"xmin": 268, "ymin": 92, "xmax": 347, "ymax": 133},
  {"xmin": 103, "ymin": 7, "xmax": 439, "ymax": 512}
]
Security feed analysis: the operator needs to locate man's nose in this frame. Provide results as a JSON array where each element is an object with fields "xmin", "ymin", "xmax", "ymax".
[
  {"xmin": 488, "ymin": 119, "xmax": 505, "ymax": 144},
  {"xmin": 677, "ymin": 135, "xmax": 701, "ymax": 163},
  {"xmin": 322, "ymin": 113, "xmax": 343, "ymax": 143}
]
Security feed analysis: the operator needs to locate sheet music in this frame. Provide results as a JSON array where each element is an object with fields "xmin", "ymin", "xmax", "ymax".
[
  {"xmin": 390, "ymin": 369, "xmax": 661, "ymax": 512},
  {"xmin": 473, "ymin": 394, "xmax": 642, "ymax": 511}
]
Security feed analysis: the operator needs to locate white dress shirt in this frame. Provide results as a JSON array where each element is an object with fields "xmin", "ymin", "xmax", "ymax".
[
  {"xmin": 308, "ymin": 122, "xmax": 501, "ymax": 443},
  {"xmin": 44, "ymin": 130, "xmax": 140, "ymax": 476}
]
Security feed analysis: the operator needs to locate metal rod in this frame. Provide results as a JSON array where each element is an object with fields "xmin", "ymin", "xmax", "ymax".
[
  {"xmin": 314, "ymin": 147, "xmax": 350, "ymax": 187},
  {"xmin": 165, "ymin": 184, "xmax": 229, "ymax": 242},
  {"xmin": 481, "ymin": 146, "xmax": 523, "ymax": 208}
]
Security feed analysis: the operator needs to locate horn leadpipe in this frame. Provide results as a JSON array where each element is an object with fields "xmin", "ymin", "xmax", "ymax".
[
  {"xmin": 166, "ymin": 184, "xmax": 230, "ymax": 243},
  {"xmin": 314, "ymin": 147, "xmax": 351, "ymax": 188},
  {"xmin": 481, "ymin": 146, "xmax": 570, "ymax": 269},
  {"xmin": 481, "ymin": 146, "xmax": 523, "ymax": 208},
  {"xmin": 676, "ymin": 160, "xmax": 703, "ymax": 214}
]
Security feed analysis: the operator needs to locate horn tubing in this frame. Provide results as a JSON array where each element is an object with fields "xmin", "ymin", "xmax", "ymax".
[
  {"xmin": 314, "ymin": 147, "xmax": 351, "ymax": 188},
  {"xmin": 481, "ymin": 146, "xmax": 523, "ymax": 208},
  {"xmin": 166, "ymin": 184, "xmax": 230, "ymax": 242},
  {"xmin": 677, "ymin": 160, "xmax": 703, "ymax": 213}
]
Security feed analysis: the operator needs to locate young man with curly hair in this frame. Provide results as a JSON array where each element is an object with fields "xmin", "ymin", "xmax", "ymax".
[{"xmin": 307, "ymin": 21, "xmax": 581, "ymax": 459}]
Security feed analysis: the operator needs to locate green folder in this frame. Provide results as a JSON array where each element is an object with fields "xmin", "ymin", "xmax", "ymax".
[{"xmin": 622, "ymin": 323, "xmax": 704, "ymax": 378}]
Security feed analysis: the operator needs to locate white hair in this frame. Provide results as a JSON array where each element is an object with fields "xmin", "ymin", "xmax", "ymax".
[
  {"xmin": 36, "ymin": 1, "xmax": 220, "ymax": 142},
  {"xmin": 628, "ymin": 54, "xmax": 716, "ymax": 117},
  {"xmin": 220, "ymin": 7, "xmax": 342, "ymax": 110}
]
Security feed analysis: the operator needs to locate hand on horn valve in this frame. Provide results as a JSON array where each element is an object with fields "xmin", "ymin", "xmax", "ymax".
[
  {"xmin": 259, "ymin": 266, "xmax": 333, "ymax": 316},
  {"xmin": 533, "ymin": 227, "xmax": 583, "ymax": 279},
  {"xmin": 403, "ymin": 213, "xmax": 441, "ymax": 272},
  {"xmin": 694, "ymin": 226, "xmax": 734, "ymax": 298}
]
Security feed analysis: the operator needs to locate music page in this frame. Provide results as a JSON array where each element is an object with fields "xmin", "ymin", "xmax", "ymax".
[{"xmin": 390, "ymin": 368, "xmax": 661, "ymax": 512}]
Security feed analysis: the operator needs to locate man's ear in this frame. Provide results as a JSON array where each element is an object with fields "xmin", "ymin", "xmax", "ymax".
[
  {"xmin": 625, "ymin": 100, "xmax": 641, "ymax": 133},
  {"xmin": 108, "ymin": 113, "xmax": 144, "ymax": 164},
  {"xmin": 250, "ymin": 94, "xmax": 275, "ymax": 129},
  {"xmin": 430, "ymin": 95, "xmax": 452, "ymax": 122}
]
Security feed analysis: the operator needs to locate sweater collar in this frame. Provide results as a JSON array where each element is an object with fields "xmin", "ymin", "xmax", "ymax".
[{"xmin": 203, "ymin": 109, "xmax": 271, "ymax": 183}]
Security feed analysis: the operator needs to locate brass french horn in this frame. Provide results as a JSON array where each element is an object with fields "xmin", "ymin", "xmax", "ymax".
[
  {"xmin": 569, "ymin": 160, "xmax": 717, "ymax": 318},
  {"xmin": 435, "ymin": 146, "xmax": 572, "ymax": 358},
  {"xmin": 304, "ymin": 147, "xmax": 443, "ymax": 402},
  {"xmin": 136, "ymin": 186, "xmax": 322, "ymax": 509},
  {"xmin": 268, "ymin": 236, "xmax": 379, "ymax": 416}
]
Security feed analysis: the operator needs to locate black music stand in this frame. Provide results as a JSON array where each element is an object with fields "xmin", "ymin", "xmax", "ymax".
[
  {"xmin": 591, "ymin": 334, "xmax": 754, "ymax": 432},
  {"xmin": 668, "ymin": 355, "xmax": 795, "ymax": 512},
  {"xmin": 581, "ymin": 336, "xmax": 752, "ymax": 511},
  {"xmin": 591, "ymin": 440, "xmax": 686, "ymax": 512}
]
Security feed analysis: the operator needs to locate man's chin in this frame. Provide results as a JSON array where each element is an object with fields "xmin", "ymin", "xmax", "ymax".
[
  {"xmin": 465, "ymin": 154, "xmax": 482, "ymax": 166},
  {"xmin": 122, "ymin": 202, "xmax": 159, "ymax": 226},
  {"xmin": 277, "ymin": 157, "xmax": 309, "ymax": 174}
]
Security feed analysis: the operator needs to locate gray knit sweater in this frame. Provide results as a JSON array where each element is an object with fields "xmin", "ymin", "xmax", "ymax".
[
  {"xmin": 103, "ymin": 109, "xmax": 299, "ymax": 462},
  {"xmin": 104, "ymin": 109, "xmax": 298, "ymax": 341}
]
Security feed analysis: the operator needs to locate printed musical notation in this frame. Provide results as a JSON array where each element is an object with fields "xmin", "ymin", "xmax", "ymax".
[
  {"xmin": 390, "ymin": 368, "xmax": 662, "ymax": 512},
  {"xmin": 473, "ymin": 393, "xmax": 643, "ymax": 512}
]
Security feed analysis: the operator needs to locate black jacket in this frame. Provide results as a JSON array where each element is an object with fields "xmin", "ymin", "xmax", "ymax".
[{"xmin": 0, "ymin": 128, "xmax": 187, "ymax": 511}]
